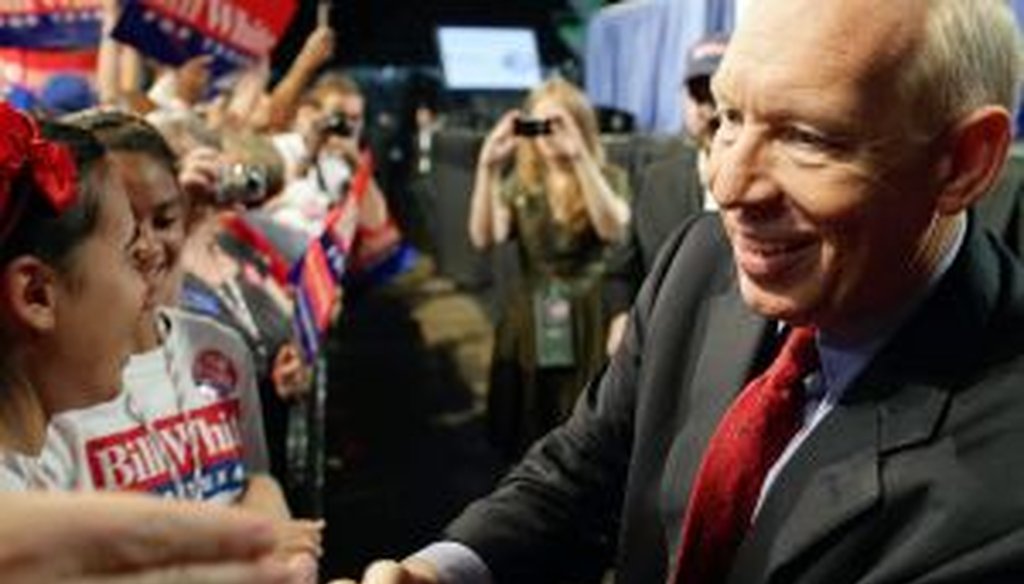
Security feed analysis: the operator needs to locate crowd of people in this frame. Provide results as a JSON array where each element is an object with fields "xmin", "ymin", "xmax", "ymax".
[
  {"xmin": 0, "ymin": 2, "xmax": 406, "ymax": 582},
  {"xmin": 4, "ymin": 0, "xmax": 1024, "ymax": 583}
]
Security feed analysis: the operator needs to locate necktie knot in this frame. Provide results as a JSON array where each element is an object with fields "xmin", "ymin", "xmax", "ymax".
[{"xmin": 767, "ymin": 326, "xmax": 819, "ymax": 389}]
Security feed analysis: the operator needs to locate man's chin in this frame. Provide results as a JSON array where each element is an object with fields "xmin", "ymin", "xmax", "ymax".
[{"xmin": 737, "ymin": 274, "xmax": 815, "ymax": 325}]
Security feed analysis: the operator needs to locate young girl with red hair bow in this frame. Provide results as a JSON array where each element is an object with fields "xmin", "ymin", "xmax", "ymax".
[{"xmin": 0, "ymin": 103, "xmax": 148, "ymax": 485}]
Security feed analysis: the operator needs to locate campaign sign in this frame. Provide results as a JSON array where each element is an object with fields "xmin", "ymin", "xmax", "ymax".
[
  {"xmin": 293, "ymin": 238, "xmax": 337, "ymax": 363},
  {"xmin": 0, "ymin": 0, "xmax": 103, "ymax": 50},
  {"xmin": 112, "ymin": 0, "xmax": 296, "ymax": 76},
  {"xmin": 291, "ymin": 152, "xmax": 375, "ymax": 363},
  {"xmin": 0, "ymin": 46, "xmax": 96, "ymax": 90}
]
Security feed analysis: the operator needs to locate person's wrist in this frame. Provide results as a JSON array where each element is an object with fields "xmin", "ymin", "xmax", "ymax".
[
  {"xmin": 568, "ymin": 147, "xmax": 595, "ymax": 168},
  {"xmin": 484, "ymin": 148, "xmax": 510, "ymax": 171},
  {"xmin": 401, "ymin": 557, "xmax": 441, "ymax": 584}
]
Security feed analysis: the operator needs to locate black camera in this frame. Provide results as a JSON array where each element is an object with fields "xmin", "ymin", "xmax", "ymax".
[
  {"xmin": 216, "ymin": 163, "xmax": 268, "ymax": 206},
  {"xmin": 320, "ymin": 113, "xmax": 356, "ymax": 138},
  {"xmin": 513, "ymin": 116, "xmax": 553, "ymax": 137}
]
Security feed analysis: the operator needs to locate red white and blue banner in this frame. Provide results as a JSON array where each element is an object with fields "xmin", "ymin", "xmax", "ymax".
[
  {"xmin": 112, "ymin": 0, "xmax": 296, "ymax": 76},
  {"xmin": 0, "ymin": 46, "xmax": 96, "ymax": 90},
  {"xmin": 291, "ymin": 151, "xmax": 419, "ymax": 363},
  {"xmin": 292, "ymin": 152, "xmax": 375, "ymax": 364},
  {"xmin": 0, "ymin": 0, "xmax": 103, "ymax": 50}
]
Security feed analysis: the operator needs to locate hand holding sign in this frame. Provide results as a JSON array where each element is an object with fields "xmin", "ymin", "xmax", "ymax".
[
  {"xmin": 176, "ymin": 54, "xmax": 213, "ymax": 104},
  {"xmin": 295, "ymin": 25, "xmax": 335, "ymax": 73},
  {"xmin": 112, "ymin": 0, "xmax": 297, "ymax": 78}
]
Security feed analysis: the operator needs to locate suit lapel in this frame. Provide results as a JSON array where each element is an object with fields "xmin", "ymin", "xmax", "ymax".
[
  {"xmin": 725, "ymin": 222, "xmax": 988, "ymax": 583},
  {"xmin": 661, "ymin": 217, "xmax": 996, "ymax": 583},
  {"xmin": 660, "ymin": 283, "xmax": 771, "ymax": 566},
  {"xmin": 729, "ymin": 373, "xmax": 951, "ymax": 583},
  {"xmin": 728, "ymin": 394, "xmax": 881, "ymax": 583}
]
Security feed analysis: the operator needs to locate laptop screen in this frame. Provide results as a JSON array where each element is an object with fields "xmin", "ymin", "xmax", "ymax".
[{"xmin": 437, "ymin": 26, "xmax": 543, "ymax": 91}]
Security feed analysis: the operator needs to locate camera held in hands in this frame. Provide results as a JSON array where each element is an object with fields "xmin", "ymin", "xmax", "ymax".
[
  {"xmin": 319, "ymin": 113, "xmax": 356, "ymax": 138},
  {"xmin": 216, "ymin": 163, "xmax": 268, "ymax": 207},
  {"xmin": 513, "ymin": 116, "xmax": 553, "ymax": 137}
]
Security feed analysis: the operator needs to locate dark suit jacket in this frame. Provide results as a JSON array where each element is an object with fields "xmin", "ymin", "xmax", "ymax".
[
  {"xmin": 448, "ymin": 213, "xmax": 1024, "ymax": 584},
  {"xmin": 605, "ymin": 142, "xmax": 705, "ymax": 316},
  {"xmin": 976, "ymin": 149, "xmax": 1024, "ymax": 259}
]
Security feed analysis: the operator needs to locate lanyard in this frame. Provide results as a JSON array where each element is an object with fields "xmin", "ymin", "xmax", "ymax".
[{"xmin": 125, "ymin": 311, "xmax": 205, "ymax": 500}]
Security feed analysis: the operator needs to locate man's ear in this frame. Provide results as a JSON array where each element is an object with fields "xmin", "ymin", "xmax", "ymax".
[
  {"xmin": 935, "ymin": 105, "xmax": 1013, "ymax": 215},
  {"xmin": 0, "ymin": 257, "xmax": 59, "ymax": 335}
]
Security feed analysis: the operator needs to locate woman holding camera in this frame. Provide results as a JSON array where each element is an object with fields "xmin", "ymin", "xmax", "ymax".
[{"xmin": 468, "ymin": 77, "xmax": 631, "ymax": 460}]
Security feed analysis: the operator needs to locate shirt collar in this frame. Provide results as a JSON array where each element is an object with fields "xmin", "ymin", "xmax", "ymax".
[{"xmin": 811, "ymin": 212, "xmax": 968, "ymax": 400}]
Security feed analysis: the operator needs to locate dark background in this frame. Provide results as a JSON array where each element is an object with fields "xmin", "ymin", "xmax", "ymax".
[{"xmin": 273, "ymin": 0, "xmax": 576, "ymax": 71}]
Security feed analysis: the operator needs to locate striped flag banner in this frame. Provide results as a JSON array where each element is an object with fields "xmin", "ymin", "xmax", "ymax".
[
  {"xmin": 0, "ymin": 0, "xmax": 102, "ymax": 50},
  {"xmin": 292, "ymin": 151, "xmax": 374, "ymax": 363},
  {"xmin": 0, "ymin": 47, "xmax": 97, "ymax": 92}
]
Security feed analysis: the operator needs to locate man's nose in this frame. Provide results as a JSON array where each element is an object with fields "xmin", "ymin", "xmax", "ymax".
[{"xmin": 708, "ymin": 131, "xmax": 779, "ymax": 209}]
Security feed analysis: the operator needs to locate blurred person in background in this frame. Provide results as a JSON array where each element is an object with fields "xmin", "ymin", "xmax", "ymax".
[
  {"xmin": 269, "ymin": 72, "xmax": 374, "ymax": 236},
  {"xmin": 604, "ymin": 34, "xmax": 729, "ymax": 356},
  {"xmin": 265, "ymin": 70, "xmax": 418, "ymax": 293},
  {"xmin": 139, "ymin": 110, "xmax": 312, "ymax": 483},
  {"xmin": 467, "ymin": 77, "xmax": 631, "ymax": 460},
  {"xmin": 39, "ymin": 74, "xmax": 98, "ymax": 118},
  {"xmin": 0, "ymin": 104, "xmax": 147, "ymax": 487}
]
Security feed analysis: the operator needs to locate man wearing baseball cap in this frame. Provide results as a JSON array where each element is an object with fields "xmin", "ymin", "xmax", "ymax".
[
  {"xmin": 604, "ymin": 32, "xmax": 731, "ymax": 356},
  {"xmin": 683, "ymin": 33, "xmax": 729, "ymax": 148}
]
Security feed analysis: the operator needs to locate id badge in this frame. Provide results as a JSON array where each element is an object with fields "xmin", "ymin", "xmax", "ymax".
[{"xmin": 533, "ymin": 282, "xmax": 575, "ymax": 368}]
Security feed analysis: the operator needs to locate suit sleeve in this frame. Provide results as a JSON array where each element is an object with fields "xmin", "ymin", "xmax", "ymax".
[{"xmin": 445, "ymin": 214, "xmax": 709, "ymax": 583}]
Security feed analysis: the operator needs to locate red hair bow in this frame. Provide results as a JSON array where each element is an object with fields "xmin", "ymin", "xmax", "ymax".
[{"xmin": 0, "ymin": 103, "xmax": 79, "ymax": 234}]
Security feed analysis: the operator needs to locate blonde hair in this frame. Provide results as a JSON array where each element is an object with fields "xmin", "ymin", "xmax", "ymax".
[
  {"xmin": 900, "ymin": 0, "xmax": 1023, "ymax": 135},
  {"xmin": 515, "ymin": 77, "xmax": 604, "ymax": 233},
  {"xmin": 308, "ymin": 72, "xmax": 363, "ymax": 105}
]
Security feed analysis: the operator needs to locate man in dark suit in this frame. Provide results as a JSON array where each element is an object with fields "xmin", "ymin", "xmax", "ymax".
[{"xmin": 336, "ymin": 1, "xmax": 1024, "ymax": 583}]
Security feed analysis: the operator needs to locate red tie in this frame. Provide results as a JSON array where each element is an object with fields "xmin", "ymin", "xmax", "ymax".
[{"xmin": 670, "ymin": 326, "xmax": 819, "ymax": 584}]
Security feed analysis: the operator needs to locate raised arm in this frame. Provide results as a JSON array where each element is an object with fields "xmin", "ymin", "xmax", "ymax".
[
  {"xmin": 548, "ymin": 110, "xmax": 630, "ymax": 242},
  {"xmin": 468, "ymin": 111, "xmax": 519, "ymax": 250},
  {"xmin": 266, "ymin": 26, "xmax": 336, "ymax": 131}
]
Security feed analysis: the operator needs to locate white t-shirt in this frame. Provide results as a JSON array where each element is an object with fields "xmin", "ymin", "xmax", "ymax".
[
  {"xmin": 0, "ymin": 451, "xmax": 58, "ymax": 490},
  {"xmin": 266, "ymin": 136, "xmax": 352, "ymax": 237},
  {"xmin": 39, "ymin": 308, "xmax": 269, "ymax": 504}
]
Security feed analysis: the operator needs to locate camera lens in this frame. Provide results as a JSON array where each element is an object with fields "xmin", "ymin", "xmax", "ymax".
[
  {"xmin": 321, "ymin": 113, "xmax": 354, "ymax": 138},
  {"xmin": 217, "ymin": 164, "xmax": 268, "ymax": 206}
]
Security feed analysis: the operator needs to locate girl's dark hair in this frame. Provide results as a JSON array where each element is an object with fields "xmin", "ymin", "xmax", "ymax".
[
  {"xmin": 0, "ymin": 121, "xmax": 107, "ymax": 273},
  {"xmin": 64, "ymin": 109, "xmax": 178, "ymax": 176}
]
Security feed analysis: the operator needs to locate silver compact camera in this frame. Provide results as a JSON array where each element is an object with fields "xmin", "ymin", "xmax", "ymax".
[{"xmin": 216, "ymin": 163, "xmax": 268, "ymax": 206}]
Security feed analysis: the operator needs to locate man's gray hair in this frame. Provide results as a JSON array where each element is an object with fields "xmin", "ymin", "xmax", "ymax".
[{"xmin": 902, "ymin": 0, "xmax": 1023, "ymax": 133}]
